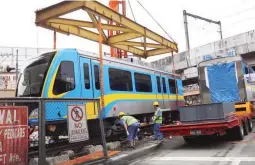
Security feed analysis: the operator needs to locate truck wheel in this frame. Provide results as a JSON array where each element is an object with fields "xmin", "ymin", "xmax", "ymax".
[
  {"xmin": 248, "ymin": 119, "xmax": 253, "ymax": 132},
  {"xmin": 183, "ymin": 136, "xmax": 195, "ymax": 144},
  {"xmin": 233, "ymin": 122, "xmax": 244, "ymax": 140},
  {"xmin": 243, "ymin": 120, "xmax": 249, "ymax": 136}
]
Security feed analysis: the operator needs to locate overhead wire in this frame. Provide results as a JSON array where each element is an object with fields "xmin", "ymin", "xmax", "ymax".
[
  {"xmin": 188, "ymin": 18, "xmax": 214, "ymax": 31},
  {"xmin": 224, "ymin": 16, "xmax": 255, "ymax": 26},
  {"xmin": 186, "ymin": 18, "xmax": 220, "ymax": 48},
  {"xmin": 222, "ymin": 5, "xmax": 255, "ymax": 19},
  {"xmin": 187, "ymin": 19, "xmax": 219, "ymax": 45},
  {"xmin": 136, "ymin": 0, "xmax": 176, "ymax": 43},
  {"xmin": 189, "ymin": 22, "xmax": 218, "ymax": 33},
  {"xmin": 127, "ymin": 0, "xmax": 143, "ymax": 42},
  {"xmin": 127, "ymin": 0, "xmax": 137, "ymax": 22},
  {"xmin": 136, "ymin": 0, "xmax": 178, "ymax": 102}
]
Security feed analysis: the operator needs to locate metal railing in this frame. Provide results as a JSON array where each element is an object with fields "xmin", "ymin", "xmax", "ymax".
[{"xmin": 0, "ymin": 97, "xmax": 109, "ymax": 165}]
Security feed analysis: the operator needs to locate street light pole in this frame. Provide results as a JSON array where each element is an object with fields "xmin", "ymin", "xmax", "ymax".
[
  {"xmin": 183, "ymin": 10, "xmax": 223, "ymax": 67},
  {"xmin": 183, "ymin": 10, "xmax": 190, "ymax": 67}
]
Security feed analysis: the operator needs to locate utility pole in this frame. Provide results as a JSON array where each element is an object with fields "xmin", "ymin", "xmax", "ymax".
[
  {"xmin": 183, "ymin": 10, "xmax": 223, "ymax": 66},
  {"xmin": 183, "ymin": 10, "xmax": 190, "ymax": 67},
  {"xmin": 218, "ymin": 21, "xmax": 223, "ymax": 40},
  {"xmin": 16, "ymin": 50, "xmax": 18, "ymax": 85}
]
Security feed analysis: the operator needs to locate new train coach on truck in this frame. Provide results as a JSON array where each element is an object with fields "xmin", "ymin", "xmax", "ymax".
[
  {"xmin": 160, "ymin": 56, "xmax": 255, "ymax": 142},
  {"xmin": 15, "ymin": 49, "xmax": 184, "ymax": 140}
]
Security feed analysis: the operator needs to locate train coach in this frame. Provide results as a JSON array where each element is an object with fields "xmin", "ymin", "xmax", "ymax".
[{"xmin": 15, "ymin": 49, "xmax": 184, "ymax": 137}]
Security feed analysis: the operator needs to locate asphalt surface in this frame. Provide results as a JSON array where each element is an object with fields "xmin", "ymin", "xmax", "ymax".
[{"xmin": 128, "ymin": 123, "xmax": 255, "ymax": 165}]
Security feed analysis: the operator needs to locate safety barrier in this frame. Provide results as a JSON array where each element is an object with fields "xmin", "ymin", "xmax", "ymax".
[{"xmin": 0, "ymin": 97, "xmax": 112, "ymax": 165}]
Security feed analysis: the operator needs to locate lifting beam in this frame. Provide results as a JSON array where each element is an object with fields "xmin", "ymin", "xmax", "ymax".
[{"xmin": 35, "ymin": 0, "xmax": 178, "ymax": 58}]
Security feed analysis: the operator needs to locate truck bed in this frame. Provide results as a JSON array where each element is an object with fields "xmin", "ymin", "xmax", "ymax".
[{"xmin": 160, "ymin": 115, "xmax": 240, "ymax": 136}]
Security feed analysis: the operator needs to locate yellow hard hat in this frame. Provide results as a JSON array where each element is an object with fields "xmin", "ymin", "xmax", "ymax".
[
  {"xmin": 153, "ymin": 101, "xmax": 159, "ymax": 106},
  {"xmin": 119, "ymin": 112, "xmax": 125, "ymax": 116}
]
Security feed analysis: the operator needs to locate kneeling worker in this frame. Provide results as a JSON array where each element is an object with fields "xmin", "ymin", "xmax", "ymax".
[
  {"xmin": 152, "ymin": 101, "xmax": 163, "ymax": 140},
  {"xmin": 118, "ymin": 112, "xmax": 139, "ymax": 148}
]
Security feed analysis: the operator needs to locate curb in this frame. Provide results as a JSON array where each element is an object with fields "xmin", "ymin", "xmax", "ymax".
[{"xmin": 104, "ymin": 141, "xmax": 162, "ymax": 165}]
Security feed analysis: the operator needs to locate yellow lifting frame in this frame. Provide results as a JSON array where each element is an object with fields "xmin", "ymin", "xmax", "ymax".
[{"xmin": 35, "ymin": 0, "xmax": 178, "ymax": 58}]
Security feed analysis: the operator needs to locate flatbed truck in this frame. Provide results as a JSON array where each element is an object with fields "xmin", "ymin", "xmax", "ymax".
[{"xmin": 160, "ymin": 56, "xmax": 255, "ymax": 142}]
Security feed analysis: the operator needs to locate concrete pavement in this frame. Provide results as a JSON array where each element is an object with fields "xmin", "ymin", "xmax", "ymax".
[{"xmin": 129, "ymin": 127, "xmax": 255, "ymax": 165}]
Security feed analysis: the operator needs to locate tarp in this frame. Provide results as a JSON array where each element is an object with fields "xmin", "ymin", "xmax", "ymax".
[{"xmin": 207, "ymin": 62, "xmax": 240, "ymax": 103}]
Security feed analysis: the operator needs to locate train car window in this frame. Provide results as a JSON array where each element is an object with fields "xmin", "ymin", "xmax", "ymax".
[
  {"xmin": 162, "ymin": 77, "xmax": 167, "ymax": 93},
  {"xmin": 156, "ymin": 76, "xmax": 161, "ymax": 93},
  {"xmin": 168, "ymin": 79, "xmax": 177, "ymax": 94},
  {"xmin": 109, "ymin": 68, "xmax": 133, "ymax": 91},
  {"xmin": 83, "ymin": 63, "xmax": 90, "ymax": 89},
  {"xmin": 134, "ymin": 73, "xmax": 152, "ymax": 92},
  {"xmin": 252, "ymin": 66, "xmax": 255, "ymax": 71},
  {"xmin": 94, "ymin": 65, "xmax": 100, "ymax": 90},
  {"xmin": 53, "ymin": 61, "xmax": 75, "ymax": 95},
  {"xmin": 16, "ymin": 52, "xmax": 55, "ymax": 97}
]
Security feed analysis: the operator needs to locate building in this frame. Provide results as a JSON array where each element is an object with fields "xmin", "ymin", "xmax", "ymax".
[{"xmin": 151, "ymin": 29, "xmax": 255, "ymax": 105}]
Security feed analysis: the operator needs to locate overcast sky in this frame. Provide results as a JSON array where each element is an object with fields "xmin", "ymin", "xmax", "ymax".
[{"xmin": 0, "ymin": 0, "xmax": 255, "ymax": 62}]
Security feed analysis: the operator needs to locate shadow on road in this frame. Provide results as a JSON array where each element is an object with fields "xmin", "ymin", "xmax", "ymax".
[{"xmin": 173, "ymin": 134, "xmax": 240, "ymax": 150}]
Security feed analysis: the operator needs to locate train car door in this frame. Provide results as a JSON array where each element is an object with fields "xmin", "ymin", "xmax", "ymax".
[
  {"xmin": 160, "ymin": 74, "xmax": 167, "ymax": 109},
  {"xmin": 154, "ymin": 73, "xmax": 164, "ymax": 108},
  {"xmin": 79, "ymin": 57, "xmax": 96, "ymax": 119}
]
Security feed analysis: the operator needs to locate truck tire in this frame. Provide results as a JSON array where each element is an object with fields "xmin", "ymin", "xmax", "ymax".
[
  {"xmin": 183, "ymin": 136, "xmax": 195, "ymax": 144},
  {"xmin": 243, "ymin": 120, "xmax": 249, "ymax": 136},
  {"xmin": 248, "ymin": 119, "xmax": 253, "ymax": 132},
  {"xmin": 233, "ymin": 122, "xmax": 244, "ymax": 140}
]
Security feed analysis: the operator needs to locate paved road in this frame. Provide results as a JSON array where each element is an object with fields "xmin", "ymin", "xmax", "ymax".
[{"xmin": 129, "ymin": 127, "xmax": 255, "ymax": 165}]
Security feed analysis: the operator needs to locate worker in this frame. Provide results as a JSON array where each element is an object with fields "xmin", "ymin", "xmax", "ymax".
[
  {"xmin": 118, "ymin": 112, "xmax": 139, "ymax": 148},
  {"xmin": 152, "ymin": 101, "xmax": 163, "ymax": 140}
]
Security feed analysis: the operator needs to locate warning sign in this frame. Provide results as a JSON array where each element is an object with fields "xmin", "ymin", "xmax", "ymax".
[
  {"xmin": 0, "ymin": 106, "xmax": 28, "ymax": 165},
  {"xmin": 68, "ymin": 105, "xmax": 89, "ymax": 143}
]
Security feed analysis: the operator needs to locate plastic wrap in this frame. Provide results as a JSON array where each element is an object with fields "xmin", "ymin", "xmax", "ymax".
[{"xmin": 207, "ymin": 62, "xmax": 240, "ymax": 103}]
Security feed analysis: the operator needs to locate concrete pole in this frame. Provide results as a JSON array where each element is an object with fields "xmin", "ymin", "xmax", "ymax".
[
  {"xmin": 219, "ymin": 21, "xmax": 223, "ymax": 40},
  {"xmin": 183, "ymin": 10, "xmax": 190, "ymax": 67}
]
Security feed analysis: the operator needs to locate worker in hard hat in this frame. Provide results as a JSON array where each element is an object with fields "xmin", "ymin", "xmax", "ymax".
[
  {"xmin": 152, "ymin": 101, "xmax": 163, "ymax": 140},
  {"xmin": 118, "ymin": 112, "xmax": 139, "ymax": 148}
]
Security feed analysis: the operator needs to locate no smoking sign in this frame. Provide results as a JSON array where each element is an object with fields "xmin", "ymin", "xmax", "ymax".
[{"xmin": 68, "ymin": 105, "xmax": 89, "ymax": 143}]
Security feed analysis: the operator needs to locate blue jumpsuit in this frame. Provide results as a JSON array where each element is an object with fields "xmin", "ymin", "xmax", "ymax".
[{"xmin": 120, "ymin": 116, "xmax": 139, "ymax": 142}]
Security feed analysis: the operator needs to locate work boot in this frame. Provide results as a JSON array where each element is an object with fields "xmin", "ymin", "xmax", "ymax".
[
  {"xmin": 128, "ymin": 145, "xmax": 135, "ymax": 149},
  {"xmin": 158, "ymin": 137, "xmax": 164, "ymax": 142},
  {"xmin": 130, "ymin": 140, "xmax": 135, "ymax": 149},
  {"xmin": 128, "ymin": 142, "xmax": 135, "ymax": 149},
  {"xmin": 128, "ymin": 141, "xmax": 134, "ymax": 148}
]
